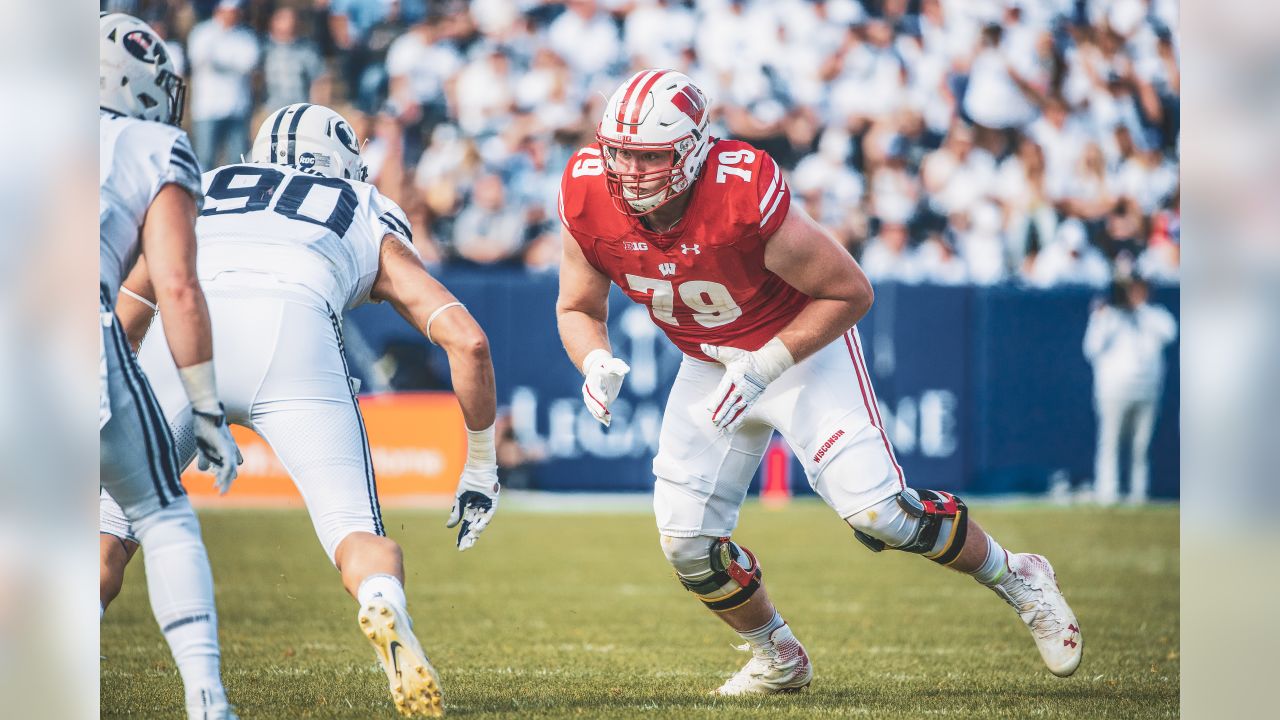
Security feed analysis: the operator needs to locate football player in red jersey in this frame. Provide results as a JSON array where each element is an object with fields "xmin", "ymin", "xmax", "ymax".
[{"xmin": 556, "ymin": 70, "xmax": 1084, "ymax": 694}]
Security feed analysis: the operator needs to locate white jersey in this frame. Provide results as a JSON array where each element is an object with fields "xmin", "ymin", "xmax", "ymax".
[
  {"xmin": 194, "ymin": 163, "xmax": 416, "ymax": 312},
  {"xmin": 99, "ymin": 110, "xmax": 202, "ymax": 307}
]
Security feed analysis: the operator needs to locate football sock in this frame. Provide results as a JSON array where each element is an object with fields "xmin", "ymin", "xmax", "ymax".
[
  {"xmin": 357, "ymin": 574, "xmax": 408, "ymax": 615},
  {"xmin": 972, "ymin": 535, "xmax": 1010, "ymax": 586},
  {"xmin": 130, "ymin": 498, "xmax": 224, "ymax": 703},
  {"xmin": 739, "ymin": 610, "xmax": 786, "ymax": 649}
]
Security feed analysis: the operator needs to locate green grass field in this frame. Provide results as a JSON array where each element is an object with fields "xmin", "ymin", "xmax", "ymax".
[{"xmin": 101, "ymin": 500, "xmax": 1178, "ymax": 719}]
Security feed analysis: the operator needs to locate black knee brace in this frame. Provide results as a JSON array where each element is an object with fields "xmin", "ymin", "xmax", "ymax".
[
  {"xmin": 678, "ymin": 537, "xmax": 763, "ymax": 612},
  {"xmin": 854, "ymin": 489, "xmax": 970, "ymax": 566}
]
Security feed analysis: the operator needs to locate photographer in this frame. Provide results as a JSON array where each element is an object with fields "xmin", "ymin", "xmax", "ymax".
[{"xmin": 1083, "ymin": 275, "xmax": 1178, "ymax": 505}]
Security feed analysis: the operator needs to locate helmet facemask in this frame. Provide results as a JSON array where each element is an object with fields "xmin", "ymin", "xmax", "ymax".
[
  {"xmin": 155, "ymin": 68, "xmax": 186, "ymax": 126},
  {"xmin": 598, "ymin": 134, "xmax": 698, "ymax": 217}
]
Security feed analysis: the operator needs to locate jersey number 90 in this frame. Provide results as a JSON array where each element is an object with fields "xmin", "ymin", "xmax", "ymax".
[{"xmin": 201, "ymin": 167, "xmax": 359, "ymax": 236}]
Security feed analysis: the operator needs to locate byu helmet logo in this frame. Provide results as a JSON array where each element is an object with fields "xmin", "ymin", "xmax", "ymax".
[
  {"xmin": 330, "ymin": 119, "xmax": 360, "ymax": 155},
  {"xmin": 122, "ymin": 29, "xmax": 167, "ymax": 65}
]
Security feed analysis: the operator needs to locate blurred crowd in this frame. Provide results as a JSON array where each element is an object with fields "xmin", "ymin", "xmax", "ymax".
[{"xmin": 102, "ymin": 0, "xmax": 1180, "ymax": 286}]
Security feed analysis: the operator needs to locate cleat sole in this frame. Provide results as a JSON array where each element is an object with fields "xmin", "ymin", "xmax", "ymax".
[{"xmin": 358, "ymin": 599, "xmax": 445, "ymax": 718}]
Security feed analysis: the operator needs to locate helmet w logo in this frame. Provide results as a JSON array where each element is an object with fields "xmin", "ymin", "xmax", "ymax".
[{"xmin": 671, "ymin": 86, "xmax": 707, "ymax": 126}]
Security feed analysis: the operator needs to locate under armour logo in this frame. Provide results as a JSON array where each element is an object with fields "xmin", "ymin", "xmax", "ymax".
[
  {"xmin": 681, "ymin": 244, "xmax": 700, "ymax": 255},
  {"xmin": 659, "ymin": 262, "xmax": 676, "ymax": 277},
  {"xmin": 1064, "ymin": 624, "xmax": 1079, "ymax": 648}
]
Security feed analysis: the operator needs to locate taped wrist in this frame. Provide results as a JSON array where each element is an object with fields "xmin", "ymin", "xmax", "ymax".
[
  {"xmin": 177, "ymin": 360, "xmax": 221, "ymax": 414},
  {"xmin": 465, "ymin": 423, "xmax": 497, "ymax": 468},
  {"xmin": 753, "ymin": 337, "xmax": 795, "ymax": 383}
]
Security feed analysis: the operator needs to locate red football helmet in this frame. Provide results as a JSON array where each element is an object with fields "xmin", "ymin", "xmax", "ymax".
[{"xmin": 596, "ymin": 69, "xmax": 713, "ymax": 217}]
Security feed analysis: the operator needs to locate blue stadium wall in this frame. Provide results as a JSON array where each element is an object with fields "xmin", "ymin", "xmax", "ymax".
[{"xmin": 347, "ymin": 269, "xmax": 1179, "ymax": 499}]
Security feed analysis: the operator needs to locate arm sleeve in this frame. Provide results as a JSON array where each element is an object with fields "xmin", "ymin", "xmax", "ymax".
[{"xmin": 755, "ymin": 152, "xmax": 791, "ymax": 239}]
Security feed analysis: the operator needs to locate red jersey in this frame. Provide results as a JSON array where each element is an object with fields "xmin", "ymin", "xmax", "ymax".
[{"xmin": 558, "ymin": 138, "xmax": 811, "ymax": 361}]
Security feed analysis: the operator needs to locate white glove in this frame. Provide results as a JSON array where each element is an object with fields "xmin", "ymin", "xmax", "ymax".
[
  {"xmin": 702, "ymin": 338, "xmax": 795, "ymax": 434},
  {"xmin": 191, "ymin": 404, "xmax": 243, "ymax": 494},
  {"xmin": 179, "ymin": 361, "xmax": 242, "ymax": 494},
  {"xmin": 580, "ymin": 349, "xmax": 630, "ymax": 427},
  {"xmin": 446, "ymin": 464, "xmax": 499, "ymax": 551},
  {"xmin": 446, "ymin": 424, "xmax": 500, "ymax": 551}
]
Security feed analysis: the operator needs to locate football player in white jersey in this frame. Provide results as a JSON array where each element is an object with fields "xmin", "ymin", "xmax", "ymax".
[
  {"xmin": 99, "ymin": 12, "xmax": 242, "ymax": 720},
  {"xmin": 100, "ymin": 102, "xmax": 500, "ymax": 718}
]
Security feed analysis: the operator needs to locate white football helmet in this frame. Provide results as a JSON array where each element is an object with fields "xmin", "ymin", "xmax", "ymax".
[
  {"xmin": 249, "ymin": 103, "xmax": 367, "ymax": 181},
  {"xmin": 596, "ymin": 69, "xmax": 713, "ymax": 216},
  {"xmin": 100, "ymin": 13, "xmax": 186, "ymax": 125}
]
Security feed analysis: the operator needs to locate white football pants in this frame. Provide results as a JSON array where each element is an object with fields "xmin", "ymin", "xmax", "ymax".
[
  {"xmin": 101, "ymin": 277, "xmax": 383, "ymax": 563},
  {"xmin": 653, "ymin": 327, "xmax": 905, "ymax": 538}
]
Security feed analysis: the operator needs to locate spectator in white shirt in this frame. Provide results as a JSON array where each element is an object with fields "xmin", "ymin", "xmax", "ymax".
[
  {"xmin": 547, "ymin": 0, "xmax": 622, "ymax": 87},
  {"xmin": 450, "ymin": 173, "xmax": 528, "ymax": 266},
  {"xmin": 1027, "ymin": 96, "xmax": 1091, "ymax": 201},
  {"xmin": 262, "ymin": 6, "xmax": 328, "ymax": 110},
  {"xmin": 1027, "ymin": 219, "xmax": 1111, "ymax": 288},
  {"xmin": 624, "ymin": 0, "xmax": 696, "ymax": 69},
  {"xmin": 916, "ymin": 231, "xmax": 969, "ymax": 285},
  {"xmin": 995, "ymin": 135, "xmax": 1057, "ymax": 273},
  {"xmin": 961, "ymin": 23, "xmax": 1038, "ymax": 133},
  {"xmin": 957, "ymin": 200, "xmax": 1008, "ymax": 285},
  {"xmin": 1083, "ymin": 276, "xmax": 1177, "ymax": 504},
  {"xmin": 1115, "ymin": 130, "xmax": 1178, "ymax": 214},
  {"xmin": 385, "ymin": 17, "xmax": 463, "ymax": 157},
  {"xmin": 861, "ymin": 222, "xmax": 921, "ymax": 284},
  {"xmin": 187, "ymin": 0, "xmax": 260, "ymax": 169},
  {"xmin": 920, "ymin": 122, "xmax": 996, "ymax": 220}
]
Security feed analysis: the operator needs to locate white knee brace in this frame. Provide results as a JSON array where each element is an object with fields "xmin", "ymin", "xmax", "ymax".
[{"xmin": 660, "ymin": 534, "xmax": 762, "ymax": 612}]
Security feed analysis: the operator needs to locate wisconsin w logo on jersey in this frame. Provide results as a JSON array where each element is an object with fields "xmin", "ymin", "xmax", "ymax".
[{"xmin": 659, "ymin": 263, "xmax": 676, "ymax": 277}]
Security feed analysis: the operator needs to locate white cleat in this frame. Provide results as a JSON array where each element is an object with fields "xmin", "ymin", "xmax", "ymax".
[
  {"xmin": 358, "ymin": 597, "xmax": 445, "ymax": 717},
  {"xmin": 713, "ymin": 624, "xmax": 813, "ymax": 696},
  {"xmin": 185, "ymin": 686, "xmax": 237, "ymax": 720},
  {"xmin": 990, "ymin": 553, "xmax": 1083, "ymax": 677}
]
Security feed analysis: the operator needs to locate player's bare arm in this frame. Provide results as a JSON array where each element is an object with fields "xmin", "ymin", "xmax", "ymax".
[
  {"xmin": 555, "ymin": 225, "xmax": 614, "ymax": 369},
  {"xmin": 371, "ymin": 235, "xmax": 496, "ymax": 431},
  {"xmin": 371, "ymin": 234, "xmax": 501, "ymax": 552},
  {"xmin": 762, "ymin": 202, "xmax": 874, "ymax": 364},
  {"xmin": 140, "ymin": 183, "xmax": 213, "ymax": 368},
  {"xmin": 117, "ymin": 255, "xmax": 156, "ymax": 352},
  {"xmin": 140, "ymin": 182, "xmax": 242, "ymax": 491},
  {"xmin": 556, "ymin": 226, "xmax": 631, "ymax": 427}
]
